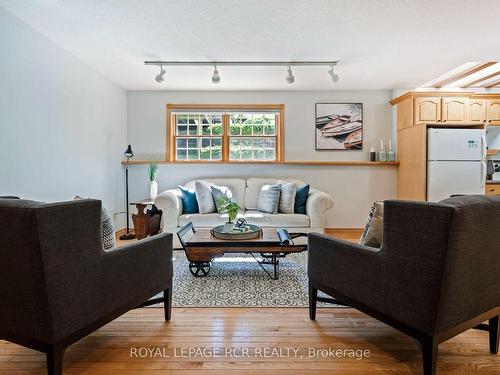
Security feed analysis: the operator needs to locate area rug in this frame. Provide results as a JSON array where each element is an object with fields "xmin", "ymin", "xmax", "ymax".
[{"xmin": 165, "ymin": 250, "xmax": 334, "ymax": 307}]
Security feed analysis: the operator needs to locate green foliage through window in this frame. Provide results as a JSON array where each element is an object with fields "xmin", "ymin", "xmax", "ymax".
[{"xmin": 173, "ymin": 111, "xmax": 280, "ymax": 161}]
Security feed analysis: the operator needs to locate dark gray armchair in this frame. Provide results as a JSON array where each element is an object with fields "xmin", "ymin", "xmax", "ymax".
[
  {"xmin": 308, "ymin": 195, "xmax": 500, "ymax": 375},
  {"xmin": 0, "ymin": 198, "xmax": 173, "ymax": 375}
]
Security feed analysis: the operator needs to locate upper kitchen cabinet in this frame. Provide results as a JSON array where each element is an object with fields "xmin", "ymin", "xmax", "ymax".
[
  {"xmin": 487, "ymin": 99, "xmax": 500, "ymax": 125},
  {"xmin": 442, "ymin": 97, "xmax": 469, "ymax": 123},
  {"xmin": 469, "ymin": 99, "xmax": 487, "ymax": 124},
  {"xmin": 414, "ymin": 97, "xmax": 441, "ymax": 124},
  {"xmin": 391, "ymin": 92, "xmax": 500, "ymax": 129}
]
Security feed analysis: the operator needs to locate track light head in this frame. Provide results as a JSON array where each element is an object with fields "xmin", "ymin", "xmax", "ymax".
[
  {"xmin": 211, "ymin": 66, "xmax": 220, "ymax": 84},
  {"xmin": 155, "ymin": 66, "xmax": 166, "ymax": 83},
  {"xmin": 328, "ymin": 66, "xmax": 339, "ymax": 83},
  {"xmin": 286, "ymin": 65, "xmax": 295, "ymax": 84}
]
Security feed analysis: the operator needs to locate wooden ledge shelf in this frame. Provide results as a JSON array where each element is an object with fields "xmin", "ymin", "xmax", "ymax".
[{"xmin": 122, "ymin": 160, "xmax": 399, "ymax": 166}]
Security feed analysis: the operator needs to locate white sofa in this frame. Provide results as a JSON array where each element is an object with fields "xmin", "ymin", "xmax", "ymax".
[{"xmin": 155, "ymin": 178, "xmax": 334, "ymax": 248}]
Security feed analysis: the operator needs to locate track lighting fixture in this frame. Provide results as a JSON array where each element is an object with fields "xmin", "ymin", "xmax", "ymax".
[
  {"xmin": 328, "ymin": 65, "xmax": 339, "ymax": 83},
  {"xmin": 145, "ymin": 61, "xmax": 339, "ymax": 84},
  {"xmin": 286, "ymin": 65, "xmax": 295, "ymax": 84},
  {"xmin": 211, "ymin": 66, "xmax": 220, "ymax": 84},
  {"xmin": 155, "ymin": 65, "xmax": 166, "ymax": 83}
]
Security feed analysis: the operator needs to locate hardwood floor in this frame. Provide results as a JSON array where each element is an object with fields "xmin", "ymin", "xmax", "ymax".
[
  {"xmin": 1, "ymin": 229, "xmax": 498, "ymax": 374},
  {"xmin": 1, "ymin": 308, "xmax": 498, "ymax": 375}
]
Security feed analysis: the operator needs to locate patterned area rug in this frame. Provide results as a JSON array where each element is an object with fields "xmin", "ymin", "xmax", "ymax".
[{"xmin": 167, "ymin": 250, "xmax": 333, "ymax": 307}]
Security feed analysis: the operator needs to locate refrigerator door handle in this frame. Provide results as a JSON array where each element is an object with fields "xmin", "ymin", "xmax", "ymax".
[
  {"xmin": 481, "ymin": 133, "xmax": 487, "ymax": 160},
  {"xmin": 481, "ymin": 161, "xmax": 486, "ymax": 188}
]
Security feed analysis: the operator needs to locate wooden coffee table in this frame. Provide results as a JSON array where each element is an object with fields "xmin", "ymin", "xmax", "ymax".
[{"xmin": 177, "ymin": 222, "xmax": 308, "ymax": 280}]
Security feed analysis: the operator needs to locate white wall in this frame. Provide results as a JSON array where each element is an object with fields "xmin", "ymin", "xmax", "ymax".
[
  {"xmin": 127, "ymin": 90, "xmax": 396, "ymax": 228},
  {"xmin": 0, "ymin": 8, "xmax": 127, "ymax": 223}
]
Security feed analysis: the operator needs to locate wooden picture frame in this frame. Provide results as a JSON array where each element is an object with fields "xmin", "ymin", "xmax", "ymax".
[{"xmin": 315, "ymin": 103, "xmax": 363, "ymax": 150}]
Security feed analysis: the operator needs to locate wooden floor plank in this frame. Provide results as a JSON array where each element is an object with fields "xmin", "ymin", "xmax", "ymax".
[{"xmin": 1, "ymin": 308, "xmax": 498, "ymax": 374}]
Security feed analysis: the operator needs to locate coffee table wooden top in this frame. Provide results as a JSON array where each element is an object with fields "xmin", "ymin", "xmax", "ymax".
[{"xmin": 185, "ymin": 228, "xmax": 281, "ymax": 247}]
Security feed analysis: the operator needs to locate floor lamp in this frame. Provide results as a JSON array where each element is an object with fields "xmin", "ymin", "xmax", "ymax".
[{"xmin": 120, "ymin": 144, "xmax": 136, "ymax": 240}]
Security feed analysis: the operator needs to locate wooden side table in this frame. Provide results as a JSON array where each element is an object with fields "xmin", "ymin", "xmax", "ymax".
[{"xmin": 130, "ymin": 200, "xmax": 162, "ymax": 240}]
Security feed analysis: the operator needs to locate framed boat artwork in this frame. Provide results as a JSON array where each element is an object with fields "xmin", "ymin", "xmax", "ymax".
[{"xmin": 315, "ymin": 103, "xmax": 363, "ymax": 150}]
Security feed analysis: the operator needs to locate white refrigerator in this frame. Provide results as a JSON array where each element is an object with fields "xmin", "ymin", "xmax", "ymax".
[{"xmin": 427, "ymin": 128, "xmax": 487, "ymax": 202}]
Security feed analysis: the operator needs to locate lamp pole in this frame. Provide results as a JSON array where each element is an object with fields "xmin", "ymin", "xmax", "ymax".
[{"xmin": 120, "ymin": 145, "xmax": 136, "ymax": 240}]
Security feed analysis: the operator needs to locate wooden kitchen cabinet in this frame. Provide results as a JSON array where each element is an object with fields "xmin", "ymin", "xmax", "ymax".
[
  {"xmin": 487, "ymin": 99, "xmax": 500, "ymax": 125},
  {"xmin": 390, "ymin": 91, "xmax": 500, "ymax": 201},
  {"xmin": 469, "ymin": 99, "xmax": 487, "ymax": 124},
  {"xmin": 414, "ymin": 97, "xmax": 441, "ymax": 124},
  {"xmin": 485, "ymin": 184, "xmax": 500, "ymax": 196},
  {"xmin": 442, "ymin": 97, "xmax": 469, "ymax": 123}
]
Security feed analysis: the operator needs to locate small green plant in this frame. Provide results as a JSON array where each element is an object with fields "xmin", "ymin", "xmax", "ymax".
[
  {"xmin": 217, "ymin": 196, "xmax": 239, "ymax": 223},
  {"xmin": 148, "ymin": 163, "xmax": 158, "ymax": 182}
]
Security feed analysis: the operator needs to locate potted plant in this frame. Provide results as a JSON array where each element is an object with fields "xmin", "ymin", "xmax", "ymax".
[
  {"xmin": 148, "ymin": 163, "xmax": 159, "ymax": 200},
  {"xmin": 217, "ymin": 196, "xmax": 240, "ymax": 232}
]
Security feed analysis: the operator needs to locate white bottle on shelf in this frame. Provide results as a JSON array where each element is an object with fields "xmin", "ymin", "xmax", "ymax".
[
  {"xmin": 387, "ymin": 139, "xmax": 395, "ymax": 162},
  {"xmin": 378, "ymin": 139, "xmax": 387, "ymax": 162}
]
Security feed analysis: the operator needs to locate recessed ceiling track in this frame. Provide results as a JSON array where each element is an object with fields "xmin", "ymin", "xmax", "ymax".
[
  {"xmin": 144, "ymin": 61, "xmax": 339, "ymax": 66},
  {"xmin": 144, "ymin": 60, "xmax": 340, "ymax": 85}
]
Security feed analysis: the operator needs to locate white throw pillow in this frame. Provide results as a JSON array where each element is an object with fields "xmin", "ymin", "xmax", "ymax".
[
  {"xmin": 195, "ymin": 180, "xmax": 216, "ymax": 214},
  {"xmin": 257, "ymin": 184, "xmax": 282, "ymax": 214},
  {"xmin": 277, "ymin": 182, "xmax": 297, "ymax": 214}
]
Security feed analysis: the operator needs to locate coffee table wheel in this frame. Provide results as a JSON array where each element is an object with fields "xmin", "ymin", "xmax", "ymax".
[{"xmin": 189, "ymin": 262, "xmax": 211, "ymax": 277}]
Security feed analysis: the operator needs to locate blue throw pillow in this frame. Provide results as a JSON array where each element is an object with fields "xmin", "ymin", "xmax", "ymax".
[
  {"xmin": 294, "ymin": 184, "xmax": 310, "ymax": 214},
  {"xmin": 179, "ymin": 186, "xmax": 199, "ymax": 214}
]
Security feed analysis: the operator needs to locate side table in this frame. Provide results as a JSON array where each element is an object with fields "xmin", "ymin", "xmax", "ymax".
[{"xmin": 130, "ymin": 200, "xmax": 162, "ymax": 240}]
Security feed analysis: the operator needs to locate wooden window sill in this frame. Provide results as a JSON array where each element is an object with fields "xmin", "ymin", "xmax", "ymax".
[{"xmin": 121, "ymin": 160, "xmax": 399, "ymax": 166}]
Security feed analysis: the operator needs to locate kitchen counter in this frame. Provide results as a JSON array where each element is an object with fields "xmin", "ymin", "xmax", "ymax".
[{"xmin": 486, "ymin": 181, "xmax": 500, "ymax": 184}]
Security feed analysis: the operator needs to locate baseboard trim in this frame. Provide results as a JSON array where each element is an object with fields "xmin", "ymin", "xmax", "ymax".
[
  {"xmin": 324, "ymin": 228, "xmax": 363, "ymax": 241},
  {"xmin": 325, "ymin": 227, "xmax": 363, "ymax": 234},
  {"xmin": 116, "ymin": 228, "xmax": 135, "ymax": 237}
]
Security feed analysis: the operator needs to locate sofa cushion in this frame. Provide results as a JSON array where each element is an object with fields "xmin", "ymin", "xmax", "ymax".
[
  {"xmin": 359, "ymin": 201, "xmax": 384, "ymax": 248},
  {"xmin": 243, "ymin": 211, "xmax": 309, "ymax": 227},
  {"xmin": 74, "ymin": 196, "xmax": 115, "ymax": 249},
  {"xmin": 185, "ymin": 179, "xmax": 245, "ymax": 209},
  {"xmin": 257, "ymin": 184, "xmax": 282, "ymax": 214},
  {"xmin": 211, "ymin": 185, "xmax": 235, "ymax": 212},
  {"xmin": 178, "ymin": 210, "xmax": 309, "ymax": 228},
  {"xmin": 278, "ymin": 182, "xmax": 297, "ymax": 214},
  {"xmin": 245, "ymin": 178, "xmax": 305, "ymax": 210},
  {"xmin": 294, "ymin": 184, "xmax": 310, "ymax": 214},
  {"xmin": 195, "ymin": 180, "xmax": 216, "ymax": 214},
  {"xmin": 179, "ymin": 186, "xmax": 199, "ymax": 214},
  {"xmin": 178, "ymin": 212, "xmax": 232, "ymax": 227}
]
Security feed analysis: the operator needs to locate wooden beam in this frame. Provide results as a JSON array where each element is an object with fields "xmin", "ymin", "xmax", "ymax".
[
  {"xmin": 432, "ymin": 62, "xmax": 497, "ymax": 88},
  {"xmin": 462, "ymin": 70, "xmax": 500, "ymax": 88},
  {"xmin": 484, "ymin": 77, "xmax": 500, "ymax": 88}
]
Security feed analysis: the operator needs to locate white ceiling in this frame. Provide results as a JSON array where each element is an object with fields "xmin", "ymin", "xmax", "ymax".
[{"xmin": 1, "ymin": 0, "xmax": 500, "ymax": 91}]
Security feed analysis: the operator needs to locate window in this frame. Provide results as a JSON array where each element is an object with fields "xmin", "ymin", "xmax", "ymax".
[
  {"xmin": 168, "ymin": 105, "xmax": 284, "ymax": 162},
  {"xmin": 174, "ymin": 114, "xmax": 223, "ymax": 161}
]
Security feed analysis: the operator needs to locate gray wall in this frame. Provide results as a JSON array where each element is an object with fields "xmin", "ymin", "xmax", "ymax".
[
  {"xmin": 127, "ymin": 90, "xmax": 397, "ymax": 227},
  {"xmin": 0, "ymin": 8, "xmax": 127, "ymax": 223}
]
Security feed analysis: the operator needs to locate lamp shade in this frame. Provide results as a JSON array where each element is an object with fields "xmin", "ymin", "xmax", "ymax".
[{"xmin": 124, "ymin": 144, "xmax": 134, "ymax": 158}]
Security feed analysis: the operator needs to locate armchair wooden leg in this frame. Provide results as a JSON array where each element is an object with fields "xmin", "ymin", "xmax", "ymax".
[
  {"xmin": 420, "ymin": 336, "xmax": 438, "ymax": 375},
  {"xmin": 309, "ymin": 285, "xmax": 317, "ymax": 321},
  {"xmin": 489, "ymin": 315, "xmax": 499, "ymax": 354},
  {"xmin": 164, "ymin": 287, "xmax": 172, "ymax": 322},
  {"xmin": 47, "ymin": 345, "xmax": 64, "ymax": 375}
]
